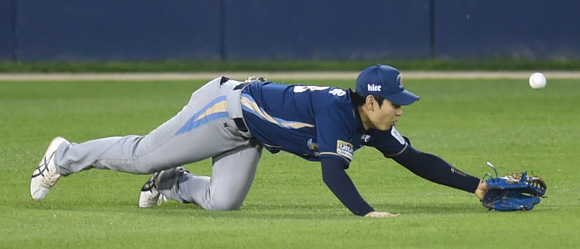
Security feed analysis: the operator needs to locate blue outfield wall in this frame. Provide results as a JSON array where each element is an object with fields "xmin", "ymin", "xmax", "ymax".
[
  {"xmin": 223, "ymin": 0, "xmax": 431, "ymax": 60},
  {"xmin": 435, "ymin": 1, "xmax": 580, "ymax": 60},
  {"xmin": 13, "ymin": 0, "xmax": 222, "ymax": 61},
  {"xmin": 1, "ymin": 0, "xmax": 579, "ymax": 62},
  {"xmin": 0, "ymin": 0, "xmax": 14, "ymax": 60}
]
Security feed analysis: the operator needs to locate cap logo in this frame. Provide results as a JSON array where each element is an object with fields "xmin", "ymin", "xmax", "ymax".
[
  {"xmin": 397, "ymin": 74, "xmax": 404, "ymax": 88},
  {"xmin": 367, "ymin": 84, "xmax": 382, "ymax": 92}
]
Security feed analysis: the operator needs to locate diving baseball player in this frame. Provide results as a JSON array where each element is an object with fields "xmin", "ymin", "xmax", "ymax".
[{"xmin": 30, "ymin": 64, "xmax": 487, "ymax": 217}]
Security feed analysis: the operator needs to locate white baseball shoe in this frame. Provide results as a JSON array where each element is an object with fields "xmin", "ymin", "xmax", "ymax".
[
  {"xmin": 138, "ymin": 171, "xmax": 167, "ymax": 208},
  {"xmin": 30, "ymin": 137, "xmax": 69, "ymax": 200}
]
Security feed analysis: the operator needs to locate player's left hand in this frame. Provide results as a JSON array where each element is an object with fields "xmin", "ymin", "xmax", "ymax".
[{"xmin": 364, "ymin": 211, "xmax": 400, "ymax": 218}]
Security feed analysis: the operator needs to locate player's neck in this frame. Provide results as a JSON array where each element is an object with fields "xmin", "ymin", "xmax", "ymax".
[{"xmin": 357, "ymin": 106, "xmax": 372, "ymax": 131}]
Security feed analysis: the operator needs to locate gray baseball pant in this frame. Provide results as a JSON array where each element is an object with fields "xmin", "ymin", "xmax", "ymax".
[{"xmin": 53, "ymin": 77, "xmax": 263, "ymax": 210}]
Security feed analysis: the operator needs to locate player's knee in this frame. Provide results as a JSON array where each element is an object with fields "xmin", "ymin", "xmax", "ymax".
[{"xmin": 130, "ymin": 165, "xmax": 159, "ymax": 175}]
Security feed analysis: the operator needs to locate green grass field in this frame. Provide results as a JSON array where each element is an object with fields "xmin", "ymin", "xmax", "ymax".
[{"xmin": 1, "ymin": 77, "xmax": 579, "ymax": 248}]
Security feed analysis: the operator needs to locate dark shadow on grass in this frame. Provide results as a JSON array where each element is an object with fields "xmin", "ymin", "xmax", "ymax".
[
  {"xmin": 371, "ymin": 202, "xmax": 481, "ymax": 214},
  {"xmin": 21, "ymin": 199, "xmax": 552, "ymax": 220}
]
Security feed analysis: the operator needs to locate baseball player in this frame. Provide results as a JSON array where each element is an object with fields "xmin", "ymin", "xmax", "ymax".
[{"xmin": 30, "ymin": 64, "xmax": 487, "ymax": 218}]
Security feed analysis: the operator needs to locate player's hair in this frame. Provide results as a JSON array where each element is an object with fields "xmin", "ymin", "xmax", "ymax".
[{"xmin": 349, "ymin": 89, "xmax": 385, "ymax": 107}]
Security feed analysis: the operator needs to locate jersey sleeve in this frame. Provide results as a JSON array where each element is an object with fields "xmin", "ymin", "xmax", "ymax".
[
  {"xmin": 364, "ymin": 126, "xmax": 409, "ymax": 158},
  {"xmin": 320, "ymin": 157, "xmax": 374, "ymax": 216},
  {"xmin": 315, "ymin": 92, "xmax": 357, "ymax": 165}
]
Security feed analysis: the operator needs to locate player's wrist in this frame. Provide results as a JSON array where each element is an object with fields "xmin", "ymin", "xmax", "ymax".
[{"xmin": 475, "ymin": 180, "xmax": 487, "ymax": 200}]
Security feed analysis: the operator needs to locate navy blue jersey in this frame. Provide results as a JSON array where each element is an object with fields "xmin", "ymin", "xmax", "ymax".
[{"xmin": 240, "ymin": 82, "xmax": 408, "ymax": 165}]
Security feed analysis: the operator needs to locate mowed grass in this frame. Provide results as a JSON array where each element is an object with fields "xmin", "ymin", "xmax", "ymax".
[{"xmin": 0, "ymin": 77, "xmax": 579, "ymax": 248}]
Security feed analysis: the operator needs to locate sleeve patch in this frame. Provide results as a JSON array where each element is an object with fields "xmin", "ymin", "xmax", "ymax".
[
  {"xmin": 391, "ymin": 127, "xmax": 406, "ymax": 145},
  {"xmin": 336, "ymin": 140, "xmax": 354, "ymax": 160}
]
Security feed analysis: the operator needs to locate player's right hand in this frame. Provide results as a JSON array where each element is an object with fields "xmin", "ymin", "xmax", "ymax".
[{"xmin": 364, "ymin": 211, "xmax": 400, "ymax": 218}]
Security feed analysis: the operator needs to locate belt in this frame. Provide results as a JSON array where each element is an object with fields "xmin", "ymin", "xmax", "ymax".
[
  {"xmin": 221, "ymin": 76, "xmax": 249, "ymax": 91},
  {"xmin": 232, "ymin": 82, "xmax": 250, "ymax": 133},
  {"xmin": 233, "ymin": 82, "xmax": 250, "ymax": 90},
  {"xmin": 224, "ymin": 78, "xmax": 252, "ymax": 138},
  {"xmin": 233, "ymin": 118, "xmax": 249, "ymax": 132}
]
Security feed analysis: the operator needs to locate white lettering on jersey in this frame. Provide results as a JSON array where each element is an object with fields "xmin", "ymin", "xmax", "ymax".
[
  {"xmin": 367, "ymin": 84, "xmax": 382, "ymax": 92},
  {"xmin": 329, "ymin": 88, "xmax": 346, "ymax": 96},
  {"xmin": 336, "ymin": 140, "xmax": 354, "ymax": 160},
  {"xmin": 391, "ymin": 127, "xmax": 406, "ymax": 145},
  {"xmin": 293, "ymin": 85, "xmax": 330, "ymax": 93}
]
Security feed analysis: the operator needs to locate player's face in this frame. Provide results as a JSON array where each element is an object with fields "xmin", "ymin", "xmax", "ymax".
[{"xmin": 363, "ymin": 97, "xmax": 403, "ymax": 131}]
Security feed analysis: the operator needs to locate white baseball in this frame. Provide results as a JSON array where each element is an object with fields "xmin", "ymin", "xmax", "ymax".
[{"xmin": 529, "ymin": 72, "xmax": 547, "ymax": 89}]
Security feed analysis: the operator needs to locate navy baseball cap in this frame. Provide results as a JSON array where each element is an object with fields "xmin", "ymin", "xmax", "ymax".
[{"xmin": 355, "ymin": 64, "xmax": 420, "ymax": 105}]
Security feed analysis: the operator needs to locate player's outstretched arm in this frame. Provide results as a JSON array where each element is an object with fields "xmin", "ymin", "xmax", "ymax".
[{"xmin": 390, "ymin": 146, "xmax": 481, "ymax": 195}]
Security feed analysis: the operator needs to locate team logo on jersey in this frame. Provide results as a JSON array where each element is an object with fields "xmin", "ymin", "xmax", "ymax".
[
  {"xmin": 336, "ymin": 140, "xmax": 354, "ymax": 160},
  {"xmin": 361, "ymin": 134, "xmax": 371, "ymax": 143},
  {"xmin": 397, "ymin": 74, "xmax": 404, "ymax": 88},
  {"xmin": 307, "ymin": 138, "xmax": 319, "ymax": 151}
]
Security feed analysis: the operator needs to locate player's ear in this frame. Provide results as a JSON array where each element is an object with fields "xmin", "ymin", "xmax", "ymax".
[
  {"xmin": 365, "ymin": 95, "xmax": 376, "ymax": 110},
  {"xmin": 365, "ymin": 95, "xmax": 373, "ymax": 104}
]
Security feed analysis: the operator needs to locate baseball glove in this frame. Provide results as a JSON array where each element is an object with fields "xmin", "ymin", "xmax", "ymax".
[{"xmin": 481, "ymin": 162, "xmax": 547, "ymax": 211}]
